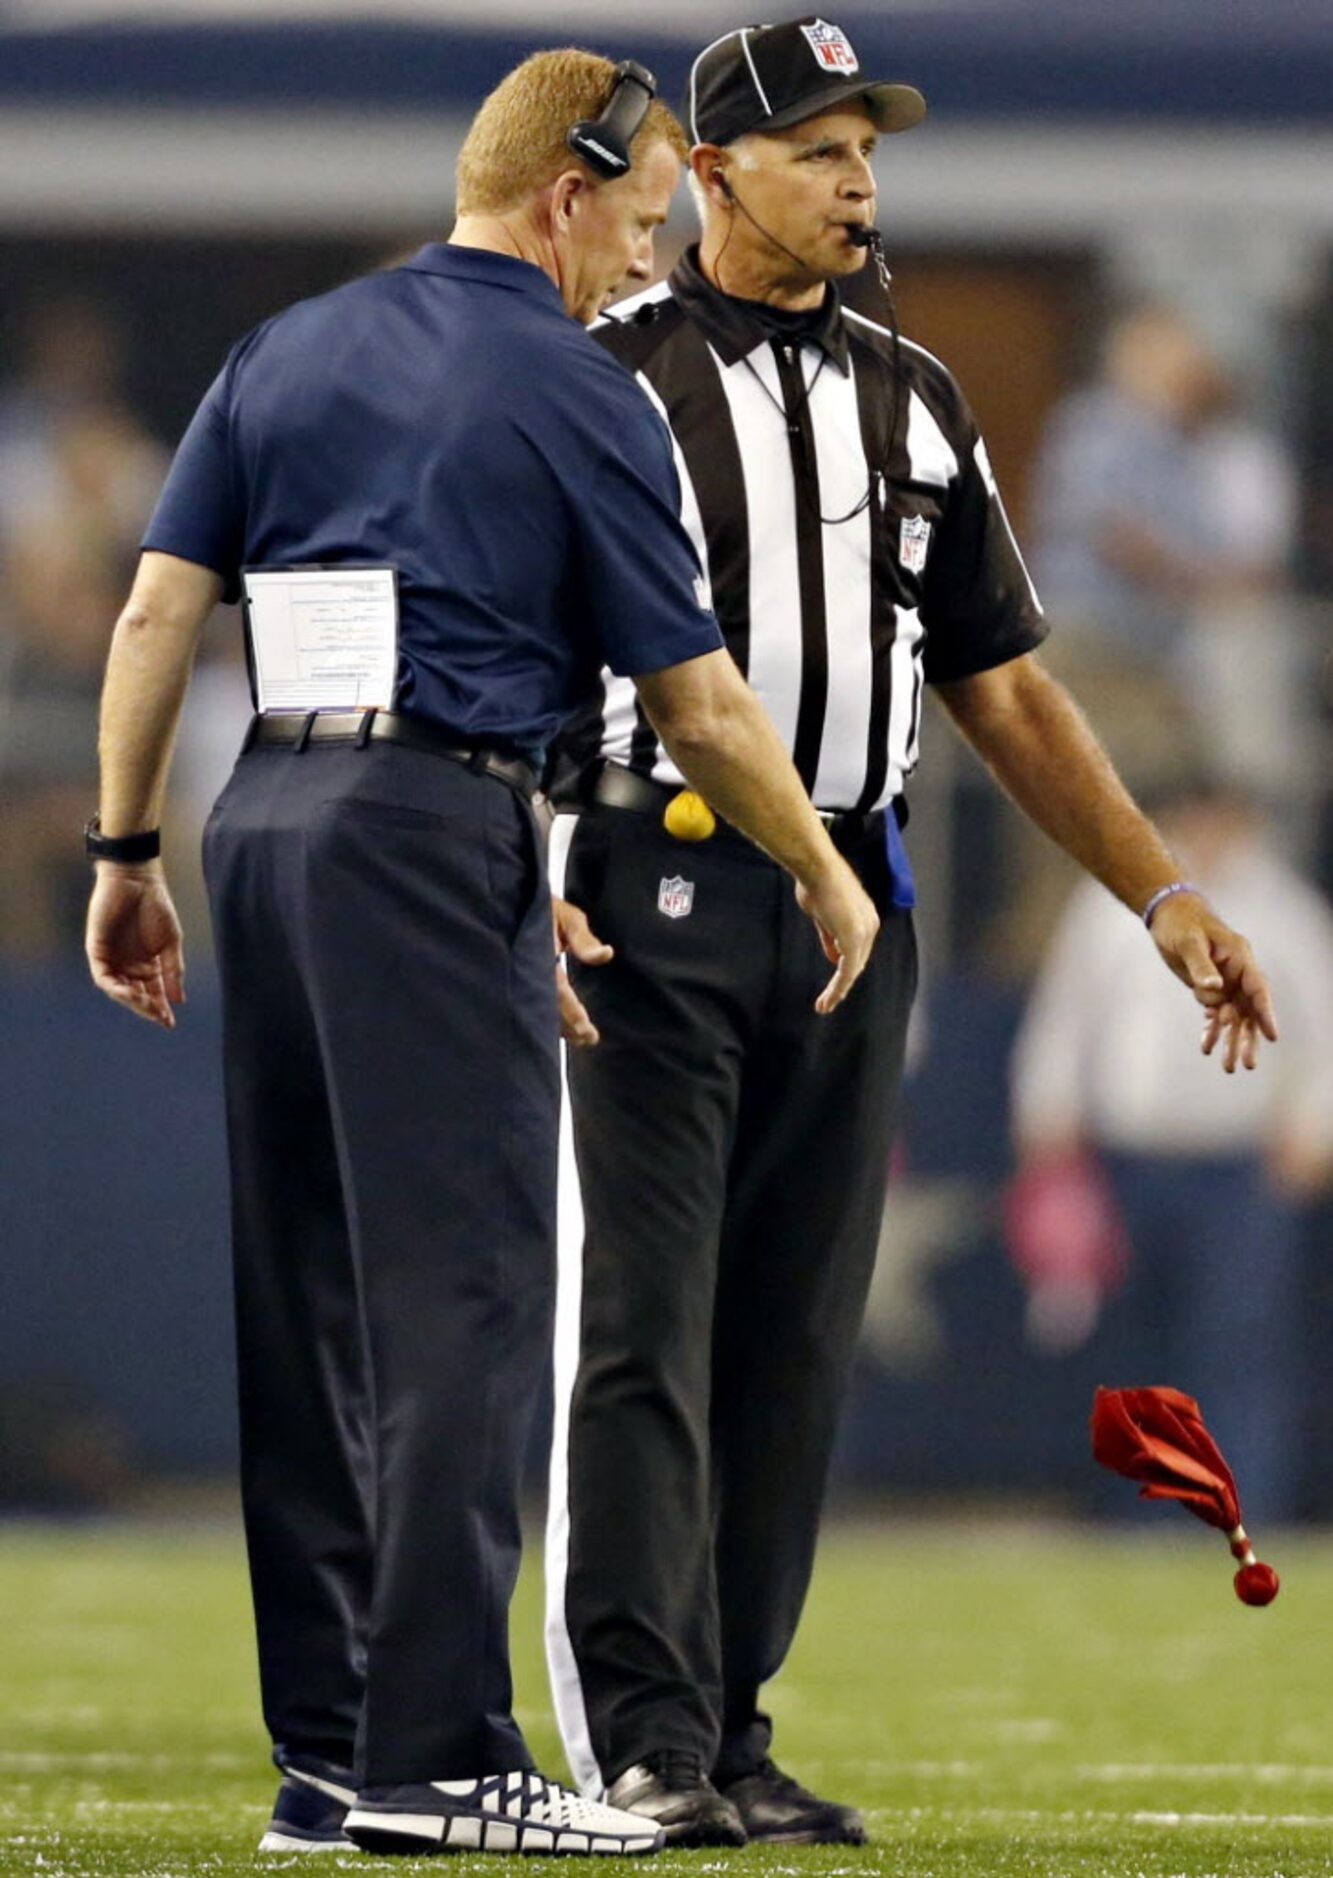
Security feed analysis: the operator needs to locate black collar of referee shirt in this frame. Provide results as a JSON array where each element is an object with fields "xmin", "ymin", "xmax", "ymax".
[{"xmin": 668, "ymin": 245, "xmax": 850, "ymax": 375}]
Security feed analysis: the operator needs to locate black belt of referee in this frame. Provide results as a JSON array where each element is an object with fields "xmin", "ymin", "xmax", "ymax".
[
  {"xmin": 246, "ymin": 710, "xmax": 537, "ymax": 797},
  {"xmin": 588, "ymin": 762, "xmax": 901, "ymax": 842}
]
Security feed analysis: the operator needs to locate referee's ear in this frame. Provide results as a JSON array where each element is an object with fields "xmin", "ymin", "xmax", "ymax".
[{"xmin": 688, "ymin": 143, "xmax": 732, "ymax": 211}]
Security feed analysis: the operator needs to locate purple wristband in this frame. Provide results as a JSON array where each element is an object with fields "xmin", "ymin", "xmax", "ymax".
[{"xmin": 1142, "ymin": 880, "xmax": 1198, "ymax": 928}]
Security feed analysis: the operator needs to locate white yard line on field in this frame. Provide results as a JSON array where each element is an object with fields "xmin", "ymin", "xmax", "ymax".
[
  {"xmin": 1077, "ymin": 1763, "xmax": 1333, "ymax": 1785},
  {"xmin": 880, "ymin": 1804, "xmax": 1333, "ymax": 1831},
  {"xmin": 0, "ymin": 1749, "xmax": 246, "ymax": 1771}
]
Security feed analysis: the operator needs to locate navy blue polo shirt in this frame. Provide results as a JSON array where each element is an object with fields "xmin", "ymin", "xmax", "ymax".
[{"xmin": 143, "ymin": 244, "xmax": 722, "ymax": 751}]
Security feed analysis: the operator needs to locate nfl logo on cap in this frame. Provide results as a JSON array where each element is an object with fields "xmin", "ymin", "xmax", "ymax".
[{"xmin": 801, "ymin": 18, "xmax": 860, "ymax": 74}]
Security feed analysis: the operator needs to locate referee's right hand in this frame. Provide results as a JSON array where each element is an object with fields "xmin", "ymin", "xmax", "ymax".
[{"xmin": 795, "ymin": 858, "xmax": 880, "ymax": 1014}]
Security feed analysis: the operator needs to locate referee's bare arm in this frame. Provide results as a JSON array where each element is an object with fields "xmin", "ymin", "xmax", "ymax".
[
  {"xmin": 634, "ymin": 648, "xmax": 879, "ymax": 1014},
  {"xmin": 934, "ymin": 649, "xmax": 1278, "ymax": 1071}
]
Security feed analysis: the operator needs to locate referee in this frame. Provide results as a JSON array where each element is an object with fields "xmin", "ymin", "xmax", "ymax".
[
  {"xmin": 544, "ymin": 16, "xmax": 1279, "ymax": 1849},
  {"xmin": 84, "ymin": 48, "xmax": 876, "ymax": 1859}
]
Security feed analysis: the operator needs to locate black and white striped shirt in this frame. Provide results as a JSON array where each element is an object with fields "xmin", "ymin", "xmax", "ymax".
[{"xmin": 551, "ymin": 247, "xmax": 1046, "ymax": 814}]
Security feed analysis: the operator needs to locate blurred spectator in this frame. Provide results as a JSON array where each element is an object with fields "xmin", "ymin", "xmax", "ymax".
[
  {"xmin": 1029, "ymin": 304, "xmax": 1302, "ymax": 798},
  {"xmin": 1009, "ymin": 779, "xmax": 1333, "ymax": 1524},
  {"xmin": 0, "ymin": 296, "xmax": 131, "ymax": 532},
  {"xmin": 0, "ymin": 1377, "xmax": 136, "ymax": 1513},
  {"xmin": 0, "ymin": 302, "xmax": 167, "ymax": 957}
]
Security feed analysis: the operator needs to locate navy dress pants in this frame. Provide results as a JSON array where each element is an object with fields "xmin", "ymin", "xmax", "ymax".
[{"xmin": 202, "ymin": 738, "xmax": 557, "ymax": 1785}]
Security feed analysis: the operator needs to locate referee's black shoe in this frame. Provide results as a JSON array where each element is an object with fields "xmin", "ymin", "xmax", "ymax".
[
  {"xmin": 605, "ymin": 1753, "xmax": 748, "ymax": 1848},
  {"xmin": 717, "ymin": 1759, "xmax": 868, "ymax": 1845}
]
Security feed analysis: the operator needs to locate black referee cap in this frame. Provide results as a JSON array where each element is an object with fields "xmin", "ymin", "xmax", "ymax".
[{"xmin": 687, "ymin": 17, "xmax": 926, "ymax": 148}]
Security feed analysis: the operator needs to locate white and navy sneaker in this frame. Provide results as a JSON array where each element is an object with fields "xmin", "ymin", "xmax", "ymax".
[
  {"xmin": 258, "ymin": 1750, "xmax": 356, "ymax": 1853},
  {"xmin": 344, "ymin": 1769, "xmax": 665, "ymax": 1856}
]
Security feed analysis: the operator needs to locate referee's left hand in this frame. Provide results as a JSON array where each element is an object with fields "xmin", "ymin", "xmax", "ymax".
[
  {"xmin": 553, "ymin": 897, "xmax": 614, "ymax": 1047},
  {"xmin": 1149, "ymin": 893, "xmax": 1279, "ymax": 1073}
]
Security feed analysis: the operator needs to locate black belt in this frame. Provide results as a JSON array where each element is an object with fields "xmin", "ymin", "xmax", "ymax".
[
  {"xmin": 587, "ymin": 762, "xmax": 897, "ymax": 844},
  {"xmin": 245, "ymin": 711, "xmax": 537, "ymax": 797}
]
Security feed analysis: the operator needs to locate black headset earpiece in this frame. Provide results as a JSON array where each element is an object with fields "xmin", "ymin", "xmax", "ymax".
[
  {"xmin": 567, "ymin": 60, "xmax": 657, "ymax": 180},
  {"xmin": 713, "ymin": 170, "xmax": 734, "ymax": 199}
]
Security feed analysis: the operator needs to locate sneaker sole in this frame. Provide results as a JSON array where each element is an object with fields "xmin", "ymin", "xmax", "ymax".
[
  {"xmin": 344, "ymin": 1808, "xmax": 662, "ymax": 1856},
  {"xmin": 257, "ymin": 1828, "xmax": 354, "ymax": 1852}
]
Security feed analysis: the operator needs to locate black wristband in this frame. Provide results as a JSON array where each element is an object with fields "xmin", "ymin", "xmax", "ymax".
[{"xmin": 85, "ymin": 815, "xmax": 161, "ymax": 864}]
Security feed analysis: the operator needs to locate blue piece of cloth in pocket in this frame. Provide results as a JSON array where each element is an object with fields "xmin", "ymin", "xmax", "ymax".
[{"xmin": 885, "ymin": 809, "xmax": 916, "ymax": 909}]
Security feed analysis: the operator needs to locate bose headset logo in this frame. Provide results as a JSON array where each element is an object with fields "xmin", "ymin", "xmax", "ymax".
[{"xmin": 579, "ymin": 136, "xmax": 628, "ymax": 171}]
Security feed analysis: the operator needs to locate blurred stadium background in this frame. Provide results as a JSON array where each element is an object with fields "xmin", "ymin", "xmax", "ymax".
[{"xmin": 2, "ymin": 0, "xmax": 1331, "ymax": 1539}]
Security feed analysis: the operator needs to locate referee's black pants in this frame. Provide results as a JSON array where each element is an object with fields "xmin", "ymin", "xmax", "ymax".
[
  {"xmin": 546, "ymin": 805, "xmax": 916, "ymax": 1792},
  {"xmin": 203, "ymin": 740, "xmax": 556, "ymax": 1786}
]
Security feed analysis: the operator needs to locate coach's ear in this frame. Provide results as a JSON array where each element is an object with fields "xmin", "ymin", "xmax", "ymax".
[{"xmin": 550, "ymin": 167, "xmax": 591, "ymax": 235}]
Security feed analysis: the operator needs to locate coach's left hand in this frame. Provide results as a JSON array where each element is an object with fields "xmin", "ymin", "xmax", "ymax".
[{"xmin": 86, "ymin": 862, "xmax": 186, "ymax": 1031}]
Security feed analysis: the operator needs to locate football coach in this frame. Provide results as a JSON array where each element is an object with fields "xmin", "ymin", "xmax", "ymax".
[{"xmin": 84, "ymin": 48, "xmax": 878, "ymax": 1859}]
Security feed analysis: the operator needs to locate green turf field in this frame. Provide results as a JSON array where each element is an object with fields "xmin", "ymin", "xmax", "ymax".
[{"xmin": 3, "ymin": 1517, "xmax": 1333, "ymax": 1877}]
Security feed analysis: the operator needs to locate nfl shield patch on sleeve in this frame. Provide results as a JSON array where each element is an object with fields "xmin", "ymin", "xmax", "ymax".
[
  {"xmin": 899, "ymin": 514, "xmax": 932, "ymax": 574},
  {"xmin": 657, "ymin": 875, "xmax": 695, "ymax": 919}
]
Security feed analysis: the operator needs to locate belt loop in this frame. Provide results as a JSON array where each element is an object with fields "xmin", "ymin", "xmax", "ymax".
[
  {"xmin": 294, "ymin": 711, "xmax": 317, "ymax": 754},
  {"xmin": 355, "ymin": 707, "xmax": 378, "ymax": 750}
]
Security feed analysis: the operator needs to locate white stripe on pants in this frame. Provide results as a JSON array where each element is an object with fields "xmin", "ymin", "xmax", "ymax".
[{"xmin": 542, "ymin": 814, "xmax": 603, "ymax": 1797}]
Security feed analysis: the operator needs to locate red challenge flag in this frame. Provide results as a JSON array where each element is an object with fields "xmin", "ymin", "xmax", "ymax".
[{"xmin": 1091, "ymin": 1386, "xmax": 1280, "ymax": 1606}]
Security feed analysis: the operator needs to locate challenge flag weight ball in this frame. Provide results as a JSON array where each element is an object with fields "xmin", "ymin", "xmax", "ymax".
[{"xmin": 1091, "ymin": 1385, "xmax": 1280, "ymax": 1606}]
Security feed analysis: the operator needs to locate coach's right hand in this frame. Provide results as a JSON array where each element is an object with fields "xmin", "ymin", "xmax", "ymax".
[
  {"xmin": 635, "ymin": 649, "xmax": 880, "ymax": 1013},
  {"xmin": 795, "ymin": 856, "xmax": 879, "ymax": 1014}
]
